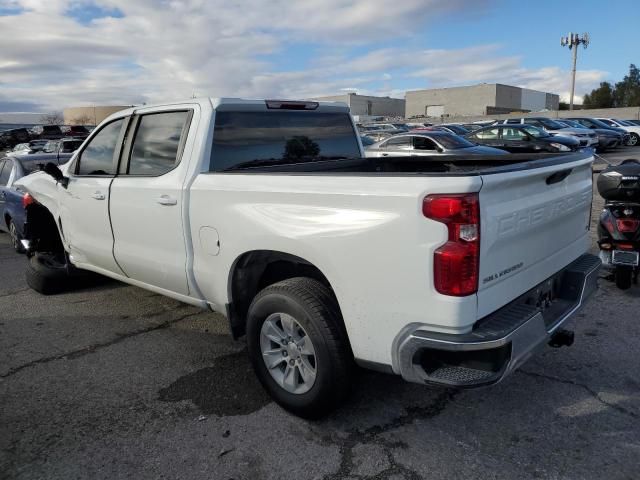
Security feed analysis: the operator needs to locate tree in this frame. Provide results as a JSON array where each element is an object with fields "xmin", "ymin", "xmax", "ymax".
[
  {"xmin": 613, "ymin": 64, "xmax": 640, "ymax": 107},
  {"xmin": 558, "ymin": 101, "xmax": 570, "ymax": 111},
  {"xmin": 40, "ymin": 112, "xmax": 64, "ymax": 125},
  {"xmin": 582, "ymin": 82, "xmax": 614, "ymax": 109}
]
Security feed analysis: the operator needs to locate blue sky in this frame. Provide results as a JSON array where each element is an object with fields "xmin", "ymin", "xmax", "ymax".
[{"xmin": 0, "ymin": 0, "xmax": 636, "ymax": 112}]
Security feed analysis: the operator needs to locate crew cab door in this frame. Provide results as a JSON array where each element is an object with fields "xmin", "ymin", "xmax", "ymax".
[
  {"xmin": 59, "ymin": 117, "xmax": 127, "ymax": 274},
  {"xmin": 109, "ymin": 108, "xmax": 193, "ymax": 295}
]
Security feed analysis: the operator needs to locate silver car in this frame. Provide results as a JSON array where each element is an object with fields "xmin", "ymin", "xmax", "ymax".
[{"xmin": 364, "ymin": 131, "xmax": 508, "ymax": 158}]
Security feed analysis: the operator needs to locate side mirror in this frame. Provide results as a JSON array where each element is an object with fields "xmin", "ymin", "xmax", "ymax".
[
  {"xmin": 436, "ymin": 147, "xmax": 444, "ymax": 153},
  {"xmin": 43, "ymin": 162, "xmax": 69, "ymax": 188}
]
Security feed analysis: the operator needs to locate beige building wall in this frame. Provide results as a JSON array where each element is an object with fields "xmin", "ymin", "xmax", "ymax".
[
  {"xmin": 63, "ymin": 106, "xmax": 131, "ymax": 126},
  {"xmin": 405, "ymin": 84, "xmax": 499, "ymax": 118},
  {"xmin": 310, "ymin": 93, "xmax": 405, "ymax": 117}
]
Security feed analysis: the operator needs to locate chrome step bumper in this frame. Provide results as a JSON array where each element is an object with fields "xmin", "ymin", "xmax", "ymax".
[{"xmin": 393, "ymin": 254, "xmax": 601, "ymax": 388}]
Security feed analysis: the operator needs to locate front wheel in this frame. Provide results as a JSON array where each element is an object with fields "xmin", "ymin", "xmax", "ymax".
[
  {"xmin": 628, "ymin": 133, "xmax": 639, "ymax": 146},
  {"xmin": 25, "ymin": 253, "xmax": 72, "ymax": 295},
  {"xmin": 246, "ymin": 277, "xmax": 353, "ymax": 418},
  {"xmin": 615, "ymin": 266, "xmax": 633, "ymax": 290}
]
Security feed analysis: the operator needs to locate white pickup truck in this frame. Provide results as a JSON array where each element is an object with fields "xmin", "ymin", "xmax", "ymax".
[{"xmin": 16, "ymin": 98, "xmax": 600, "ymax": 418}]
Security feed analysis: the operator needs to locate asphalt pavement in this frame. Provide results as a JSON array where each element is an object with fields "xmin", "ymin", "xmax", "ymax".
[{"xmin": 1, "ymin": 149, "xmax": 640, "ymax": 480}]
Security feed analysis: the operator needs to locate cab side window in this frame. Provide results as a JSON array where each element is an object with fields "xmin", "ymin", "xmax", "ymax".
[
  {"xmin": 127, "ymin": 111, "xmax": 189, "ymax": 176},
  {"xmin": 76, "ymin": 119, "xmax": 125, "ymax": 176}
]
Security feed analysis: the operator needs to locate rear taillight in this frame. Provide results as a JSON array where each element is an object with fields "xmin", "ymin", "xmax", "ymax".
[
  {"xmin": 423, "ymin": 193, "xmax": 480, "ymax": 296},
  {"xmin": 22, "ymin": 193, "xmax": 35, "ymax": 208},
  {"xmin": 616, "ymin": 218, "xmax": 640, "ymax": 232}
]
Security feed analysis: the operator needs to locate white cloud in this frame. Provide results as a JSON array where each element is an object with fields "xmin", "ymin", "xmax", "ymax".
[{"xmin": 0, "ymin": 0, "xmax": 607, "ymax": 111}]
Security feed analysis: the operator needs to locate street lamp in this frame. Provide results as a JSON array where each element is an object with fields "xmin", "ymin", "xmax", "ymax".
[{"xmin": 560, "ymin": 32, "xmax": 590, "ymax": 110}]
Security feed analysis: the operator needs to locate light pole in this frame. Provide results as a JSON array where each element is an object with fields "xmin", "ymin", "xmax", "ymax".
[{"xmin": 561, "ymin": 32, "xmax": 590, "ymax": 110}]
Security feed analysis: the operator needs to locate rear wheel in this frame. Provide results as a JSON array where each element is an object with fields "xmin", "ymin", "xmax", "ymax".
[
  {"xmin": 246, "ymin": 277, "xmax": 353, "ymax": 418},
  {"xmin": 615, "ymin": 266, "xmax": 633, "ymax": 290},
  {"xmin": 25, "ymin": 253, "xmax": 72, "ymax": 295},
  {"xmin": 9, "ymin": 220, "xmax": 25, "ymax": 254}
]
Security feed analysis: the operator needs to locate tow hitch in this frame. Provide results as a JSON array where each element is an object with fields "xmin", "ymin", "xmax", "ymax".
[{"xmin": 548, "ymin": 329, "xmax": 575, "ymax": 348}]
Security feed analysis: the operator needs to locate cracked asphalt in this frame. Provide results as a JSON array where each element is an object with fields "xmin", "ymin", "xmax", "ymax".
[{"xmin": 2, "ymin": 152, "xmax": 640, "ymax": 479}]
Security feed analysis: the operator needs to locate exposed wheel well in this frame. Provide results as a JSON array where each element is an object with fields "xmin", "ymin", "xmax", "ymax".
[
  {"xmin": 4, "ymin": 213, "xmax": 10, "ymax": 229},
  {"xmin": 24, "ymin": 203, "xmax": 65, "ymax": 255},
  {"xmin": 227, "ymin": 250, "xmax": 340, "ymax": 339}
]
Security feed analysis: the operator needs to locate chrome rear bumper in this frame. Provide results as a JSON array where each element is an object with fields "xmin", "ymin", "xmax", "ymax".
[{"xmin": 393, "ymin": 254, "xmax": 601, "ymax": 388}]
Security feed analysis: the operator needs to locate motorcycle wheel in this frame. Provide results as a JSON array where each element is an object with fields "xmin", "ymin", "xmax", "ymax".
[{"xmin": 615, "ymin": 266, "xmax": 633, "ymax": 290}]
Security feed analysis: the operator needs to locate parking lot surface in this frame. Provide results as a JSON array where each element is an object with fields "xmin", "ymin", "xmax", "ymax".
[{"xmin": 1, "ymin": 149, "xmax": 640, "ymax": 480}]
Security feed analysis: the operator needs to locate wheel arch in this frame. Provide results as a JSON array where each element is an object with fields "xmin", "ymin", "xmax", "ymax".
[{"xmin": 226, "ymin": 250, "xmax": 342, "ymax": 339}]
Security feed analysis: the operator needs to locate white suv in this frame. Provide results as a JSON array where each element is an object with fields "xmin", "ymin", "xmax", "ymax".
[{"xmin": 596, "ymin": 118, "xmax": 640, "ymax": 146}]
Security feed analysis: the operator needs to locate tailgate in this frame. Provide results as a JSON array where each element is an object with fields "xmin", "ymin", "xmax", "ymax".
[{"xmin": 477, "ymin": 155, "xmax": 593, "ymax": 318}]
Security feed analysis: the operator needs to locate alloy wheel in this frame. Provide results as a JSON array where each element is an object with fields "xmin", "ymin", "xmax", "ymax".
[{"xmin": 259, "ymin": 312, "xmax": 317, "ymax": 394}]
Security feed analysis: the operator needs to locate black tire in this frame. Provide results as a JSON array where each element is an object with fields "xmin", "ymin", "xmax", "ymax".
[
  {"xmin": 8, "ymin": 219, "xmax": 25, "ymax": 254},
  {"xmin": 627, "ymin": 133, "xmax": 639, "ymax": 147},
  {"xmin": 25, "ymin": 253, "xmax": 72, "ymax": 295},
  {"xmin": 246, "ymin": 277, "xmax": 353, "ymax": 418},
  {"xmin": 615, "ymin": 266, "xmax": 633, "ymax": 290}
]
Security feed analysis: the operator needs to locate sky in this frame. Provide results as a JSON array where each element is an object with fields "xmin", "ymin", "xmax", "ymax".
[{"xmin": 0, "ymin": 0, "xmax": 637, "ymax": 113}]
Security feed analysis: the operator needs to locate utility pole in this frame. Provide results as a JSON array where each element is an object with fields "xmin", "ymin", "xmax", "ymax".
[{"xmin": 561, "ymin": 32, "xmax": 590, "ymax": 110}]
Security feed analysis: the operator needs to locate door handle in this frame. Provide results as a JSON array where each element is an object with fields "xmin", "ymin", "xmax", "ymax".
[
  {"xmin": 91, "ymin": 192, "xmax": 105, "ymax": 200},
  {"xmin": 156, "ymin": 195, "xmax": 177, "ymax": 206}
]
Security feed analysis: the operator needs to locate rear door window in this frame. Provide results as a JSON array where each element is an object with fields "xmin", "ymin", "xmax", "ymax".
[
  {"xmin": 211, "ymin": 111, "xmax": 360, "ymax": 171},
  {"xmin": 382, "ymin": 136, "xmax": 412, "ymax": 150},
  {"xmin": 127, "ymin": 111, "xmax": 189, "ymax": 176}
]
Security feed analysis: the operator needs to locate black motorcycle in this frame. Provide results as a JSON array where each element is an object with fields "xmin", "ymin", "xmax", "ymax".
[{"xmin": 597, "ymin": 159, "xmax": 640, "ymax": 289}]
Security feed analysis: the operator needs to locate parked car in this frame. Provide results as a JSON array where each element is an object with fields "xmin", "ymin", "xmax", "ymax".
[
  {"xmin": 465, "ymin": 124, "xmax": 580, "ymax": 153},
  {"xmin": 496, "ymin": 117, "xmax": 598, "ymax": 148},
  {"xmin": 29, "ymin": 125, "xmax": 64, "ymax": 140},
  {"xmin": 61, "ymin": 125, "xmax": 92, "ymax": 138},
  {"xmin": 0, "ymin": 128, "xmax": 31, "ymax": 150},
  {"xmin": 17, "ymin": 98, "xmax": 599, "ymax": 418},
  {"xmin": 11, "ymin": 138, "xmax": 84, "ymax": 164},
  {"xmin": 9, "ymin": 139, "xmax": 49, "ymax": 156},
  {"xmin": 556, "ymin": 119, "xmax": 622, "ymax": 151},
  {"xmin": 566, "ymin": 118, "xmax": 631, "ymax": 146},
  {"xmin": 624, "ymin": 119, "xmax": 640, "ymax": 127},
  {"xmin": 595, "ymin": 118, "xmax": 640, "ymax": 146},
  {"xmin": 0, "ymin": 156, "xmax": 44, "ymax": 252},
  {"xmin": 413, "ymin": 124, "xmax": 471, "ymax": 136},
  {"xmin": 364, "ymin": 131, "xmax": 507, "ymax": 157}
]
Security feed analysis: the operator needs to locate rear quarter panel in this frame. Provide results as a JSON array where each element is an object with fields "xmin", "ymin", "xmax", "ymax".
[{"xmin": 189, "ymin": 173, "xmax": 482, "ymax": 366}]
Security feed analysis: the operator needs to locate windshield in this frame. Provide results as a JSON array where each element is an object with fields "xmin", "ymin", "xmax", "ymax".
[
  {"xmin": 433, "ymin": 134, "xmax": 476, "ymax": 149},
  {"xmin": 360, "ymin": 136, "xmax": 376, "ymax": 146},
  {"xmin": 614, "ymin": 119, "xmax": 633, "ymax": 126},
  {"xmin": 539, "ymin": 119, "xmax": 566, "ymax": 130},
  {"xmin": 210, "ymin": 111, "xmax": 361, "ymax": 171},
  {"xmin": 443, "ymin": 125, "xmax": 469, "ymax": 135},
  {"xmin": 522, "ymin": 126, "xmax": 550, "ymax": 138}
]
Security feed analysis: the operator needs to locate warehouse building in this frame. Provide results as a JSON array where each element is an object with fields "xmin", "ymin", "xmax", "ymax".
[
  {"xmin": 63, "ymin": 105, "xmax": 131, "ymax": 126},
  {"xmin": 310, "ymin": 93, "xmax": 405, "ymax": 118},
  {"xmin": 405, "ymin": 83, "xmax": 559, "ymax": 119}
]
